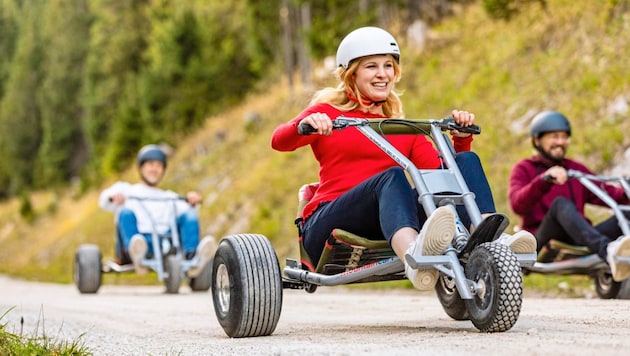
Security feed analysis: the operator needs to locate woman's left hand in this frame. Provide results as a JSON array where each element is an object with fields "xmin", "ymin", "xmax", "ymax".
[{"xmin": 450, "ymin": 109, "xmax": 475, "ymax": 138}]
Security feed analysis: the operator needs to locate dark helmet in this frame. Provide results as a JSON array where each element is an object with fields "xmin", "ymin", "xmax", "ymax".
[
  {"xmin": 137, "ymin": 144, "xmax": 167, "ymax": 167},
  {"xmin": 530, "ymin": 111, "xmax": 571, "ymax": 138}
]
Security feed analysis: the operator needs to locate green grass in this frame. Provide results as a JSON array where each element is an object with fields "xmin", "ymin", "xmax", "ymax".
[{"xmin": 0, "ymin": 308, "xmax": 92, "ymax": 356}]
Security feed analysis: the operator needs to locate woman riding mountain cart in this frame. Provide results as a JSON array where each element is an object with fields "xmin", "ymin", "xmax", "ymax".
[
  {"xmin": 271, "ymin": 26, "xmax": 536, "ymax": 287},
  {"xmin": 210, "ymin": 26, "xmax": 536, "ymax": 338}
]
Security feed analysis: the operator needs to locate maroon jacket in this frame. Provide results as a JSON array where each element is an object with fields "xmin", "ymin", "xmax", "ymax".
[{"xmin": 508, "ymin": 155, "xmax": 629, "ymax": 234}]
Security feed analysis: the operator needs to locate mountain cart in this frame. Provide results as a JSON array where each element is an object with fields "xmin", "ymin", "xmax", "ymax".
[
  {"xmin": 524, "ymin": 170, "xmax": 630, "ymax": 299},
  {"xmin": 211, "ymin": 117, "xmax": 535, "ymax": 338},
  {"xmin": 73, "ymin": 196, "xmax": 212, "ymax": 294}
]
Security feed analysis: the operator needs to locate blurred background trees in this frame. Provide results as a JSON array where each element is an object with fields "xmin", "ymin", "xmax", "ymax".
[{"xmin": 0, "ymin": 0, "xmax": 523, "ymax": 199}]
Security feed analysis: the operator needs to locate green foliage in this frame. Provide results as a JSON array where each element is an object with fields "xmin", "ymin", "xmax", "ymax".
[
  {"xmin": 18, "ymin": 191, "xmax": 34, "ymax": 223},
  {"xmin": 0, "ymin": 1, "xmax": 19, "ymax": 99},
  {"xmin": 0, "ymin": 0, "xmax": 469, "ymax": 198},
  {"xmin": 483, "ymin": 0, "xmax": 547, "ymax": 21},
  {"xmin": 101, "ymin": 76, "xmax": 146, "ymax": 174},
  {"xmin": 306, "ymin": 0, "xmax": 380, "ymax": 60},
  {"xmin": 243, "ymin": 1, "xmax": 281, "ymax": 73},
  {"xmin": 0, "ymin": 1, "xmax": 44, "ymax": 193},
  {"xmin": 35, "ymin": 0, "xmax": 91, "ymax": 188},
  {"xmin": 83, "ymin": 0, "xmax": 150, "ymax": 175}
]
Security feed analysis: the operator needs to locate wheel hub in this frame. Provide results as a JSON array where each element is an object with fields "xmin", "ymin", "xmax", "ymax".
[
  {"xmin": 475, "ymin": 277, "xmax": 487, "ymax": 299},
  {"xmin": 216, "ymin": 263, "xmax": 231, "ymax": 317}
]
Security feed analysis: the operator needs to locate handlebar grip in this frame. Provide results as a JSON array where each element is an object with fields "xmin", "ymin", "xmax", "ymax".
[
  {"xmin": 458, "ymin": 124, "xmax": 481, "ymax": 135},
  {"xmin": 298, "ymin": 123, "xmax": 317, "ymax": 135},
  {"xmin": 442, "ymin": 117, "xmax": 481, "ymax": 135}
]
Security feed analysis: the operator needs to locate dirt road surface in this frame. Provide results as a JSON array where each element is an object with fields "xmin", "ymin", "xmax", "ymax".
[{"xmin": 1, "ymin": 275, "xmax": 629, "ymax": 355}]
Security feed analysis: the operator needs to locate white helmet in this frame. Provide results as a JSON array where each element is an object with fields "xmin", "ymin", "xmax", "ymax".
[{"xmin": 336, "ymin": 27, "xmax": 400, "ymax": 69}]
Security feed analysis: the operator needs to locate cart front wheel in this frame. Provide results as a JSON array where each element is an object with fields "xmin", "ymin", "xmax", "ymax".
[
  {"xmin": 212, "ymin": 234, "xmax": 282, "ymax": 338},
  {"xmin": 164, "ymin": 255, "xmax": 182, "ymax": 294},
  {"xmin": 465, "ymin": 242, "xmax": 523, "ymax": 332},
  {"xmin": 594, "ymin": 268, "xmax": 621, "ymax": 299}
]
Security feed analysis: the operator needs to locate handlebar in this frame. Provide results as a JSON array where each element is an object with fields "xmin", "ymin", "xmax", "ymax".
[
  {"xmin": 125, "ymin": 196, "xmax": 188, "ymax": 201},
  {"xmin": 298, "ymin": 116, "xmax": 481, "ymax": 136},
  {"xmin": 109, "ymin": 195, "xmax": 189, "ymax": 204},
  {"xmin": 542, "ymin": 170, "xmax": 630, "ymax": 186},
  {"xmin": 568, "ymin": 170, "xmax": 630, "ymax": 183}
]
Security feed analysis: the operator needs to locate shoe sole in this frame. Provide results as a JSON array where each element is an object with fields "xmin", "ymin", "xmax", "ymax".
[
  {"xmin": 509, "ymin": 232, "xmax": 537, "ymax": 254},
  {"xmin": 130, "ymin": 236, "xmax": 149, "ymax": 276},
  {"xmin": 187, "ymin": 237, "xmax": 217, "ymax": 278},
  {"xmin": 409, "ymin": 206, "xmax": 455, "ymax": 290},
  {"xmin": 412, "ymin": 269, "xmax": 439, "ymax": 290},
  {"xmin": 419, "ymin": 206, "xmax": 456, "ymax": 256},
  {"xmin": 611, "ymin": 237, "xmax": 630, "ymax": 282}
]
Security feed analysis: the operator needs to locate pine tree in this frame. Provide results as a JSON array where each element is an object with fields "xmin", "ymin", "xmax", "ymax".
[
  {"xmin": 0, "ymin": 1, "xmax": 44, "ymax": 192},
  {"xmin": 35, "ymin": 0, "xmax": 91, "ymax": 188}
]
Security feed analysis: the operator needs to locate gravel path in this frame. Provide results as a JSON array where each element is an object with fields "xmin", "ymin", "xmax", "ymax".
[{"xmin": 1, "ymin": 275, "xmax": 629, "ymax": 355}]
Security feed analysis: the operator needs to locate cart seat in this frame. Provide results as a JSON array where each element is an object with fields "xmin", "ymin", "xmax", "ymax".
[
  {"xmin": 537, "ymin": 239, "xmax": 592, "ymax": 263},
  {"xmin": 295, "ymin": 183, "xmax": 402, "ymax": 282}
]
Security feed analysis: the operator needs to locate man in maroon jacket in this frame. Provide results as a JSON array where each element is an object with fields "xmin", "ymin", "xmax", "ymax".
[{"xmin": 509, "ymin": 110, "xmax": 630, "ymax": 282}]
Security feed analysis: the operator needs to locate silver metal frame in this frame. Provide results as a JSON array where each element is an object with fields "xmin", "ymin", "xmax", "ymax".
[
  {"xmin": 103, "ymin": 196, "xmax": 200, "ymax": 281},
  {"xmin": 283, "ymin": 117, "xmax": 536, "ymax": 299}
]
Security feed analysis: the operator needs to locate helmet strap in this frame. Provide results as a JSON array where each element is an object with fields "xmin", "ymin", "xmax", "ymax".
[{"xmin": 347, "ymin": 89, "xmax": 385, "ymax": 107}]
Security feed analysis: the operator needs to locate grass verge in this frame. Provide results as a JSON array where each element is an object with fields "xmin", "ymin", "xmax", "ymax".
[{"xmin": 0, "ymin": 307, "xmax": 92, "ymax": 356}]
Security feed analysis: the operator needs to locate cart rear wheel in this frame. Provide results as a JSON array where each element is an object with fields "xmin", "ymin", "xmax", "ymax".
[
  {"xmin": 164, "ymin": 255, "xmax": 182, "ymax": 294},
  {"xmin": 212, "ymin": 234, "xmax": 282, "ymax": 338},
  {"xmin": 465, "ymin": 242, "xmax": 523, "ymax": 332},
  {"xmin": 73, "ymin": 244, "xmax": 102, "ymax": 294},
  {"xmin": 594, "ymin": 268, "xmax": 621, "ymax": 299},
  {"xmin": 436, "ymin": 272, "xmax": 469, "ymax": 320}
]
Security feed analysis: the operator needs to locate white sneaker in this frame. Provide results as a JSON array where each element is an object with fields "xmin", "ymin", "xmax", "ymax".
[
  {"xmin": 496, "ymin": 230, "xmax": 537, "ymax": 254},
  {"xmin": 187, "ymin": 236, "xmax": 217, "ymax": 278},
  {"xmin": 129, "ymin": 234, "xmax": 148, "ymax": 276},
  {"xmin": 606, "ymin": 235, "xmax": 630, "ymax": 282},
  {"xmin": 405, "ymin": 206, "xmax": 455, "ymax": 291}
]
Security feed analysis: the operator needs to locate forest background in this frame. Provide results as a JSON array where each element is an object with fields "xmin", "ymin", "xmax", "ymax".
[{"xmin": 1, "ymin": 0, "xmax": 630, "ymax": 294}]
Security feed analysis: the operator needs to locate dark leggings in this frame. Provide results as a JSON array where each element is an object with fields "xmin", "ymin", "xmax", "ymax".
[
  {"xmin": 302, "ymin": 152, "xmax": 496, "ymax": 266},
  {"xmin": 536, "ymin": 197, "xmax": 627, "ymax": 259}
]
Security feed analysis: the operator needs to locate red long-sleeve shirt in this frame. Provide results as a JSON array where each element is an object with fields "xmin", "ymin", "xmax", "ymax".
[
  {"xmin": 271, "ymin": 103, "xmax": 472, "ymax": 219},
  {"xmin": 508, "ymin": 155, "xmax": 629, "ymax": 234}
]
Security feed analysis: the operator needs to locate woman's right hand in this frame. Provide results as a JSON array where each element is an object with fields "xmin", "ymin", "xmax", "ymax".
[{"xmin": 298, "ymin": 113, "xmax": 333, "ymax": 136}]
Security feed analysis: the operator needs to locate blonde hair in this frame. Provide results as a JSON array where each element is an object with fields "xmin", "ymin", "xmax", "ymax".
[{"xmin": 309, "ymin": 55, "xmax": 404, "ymax": 118}]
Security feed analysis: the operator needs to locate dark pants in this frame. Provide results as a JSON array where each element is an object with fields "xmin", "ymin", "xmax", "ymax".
[
  {"xmin": 302, "ymin": 152, "xmax": 496, "ymax": 266},
  {"xmin": 535, "ymin": 196, "xmax": 628, "ymax": 259}
]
